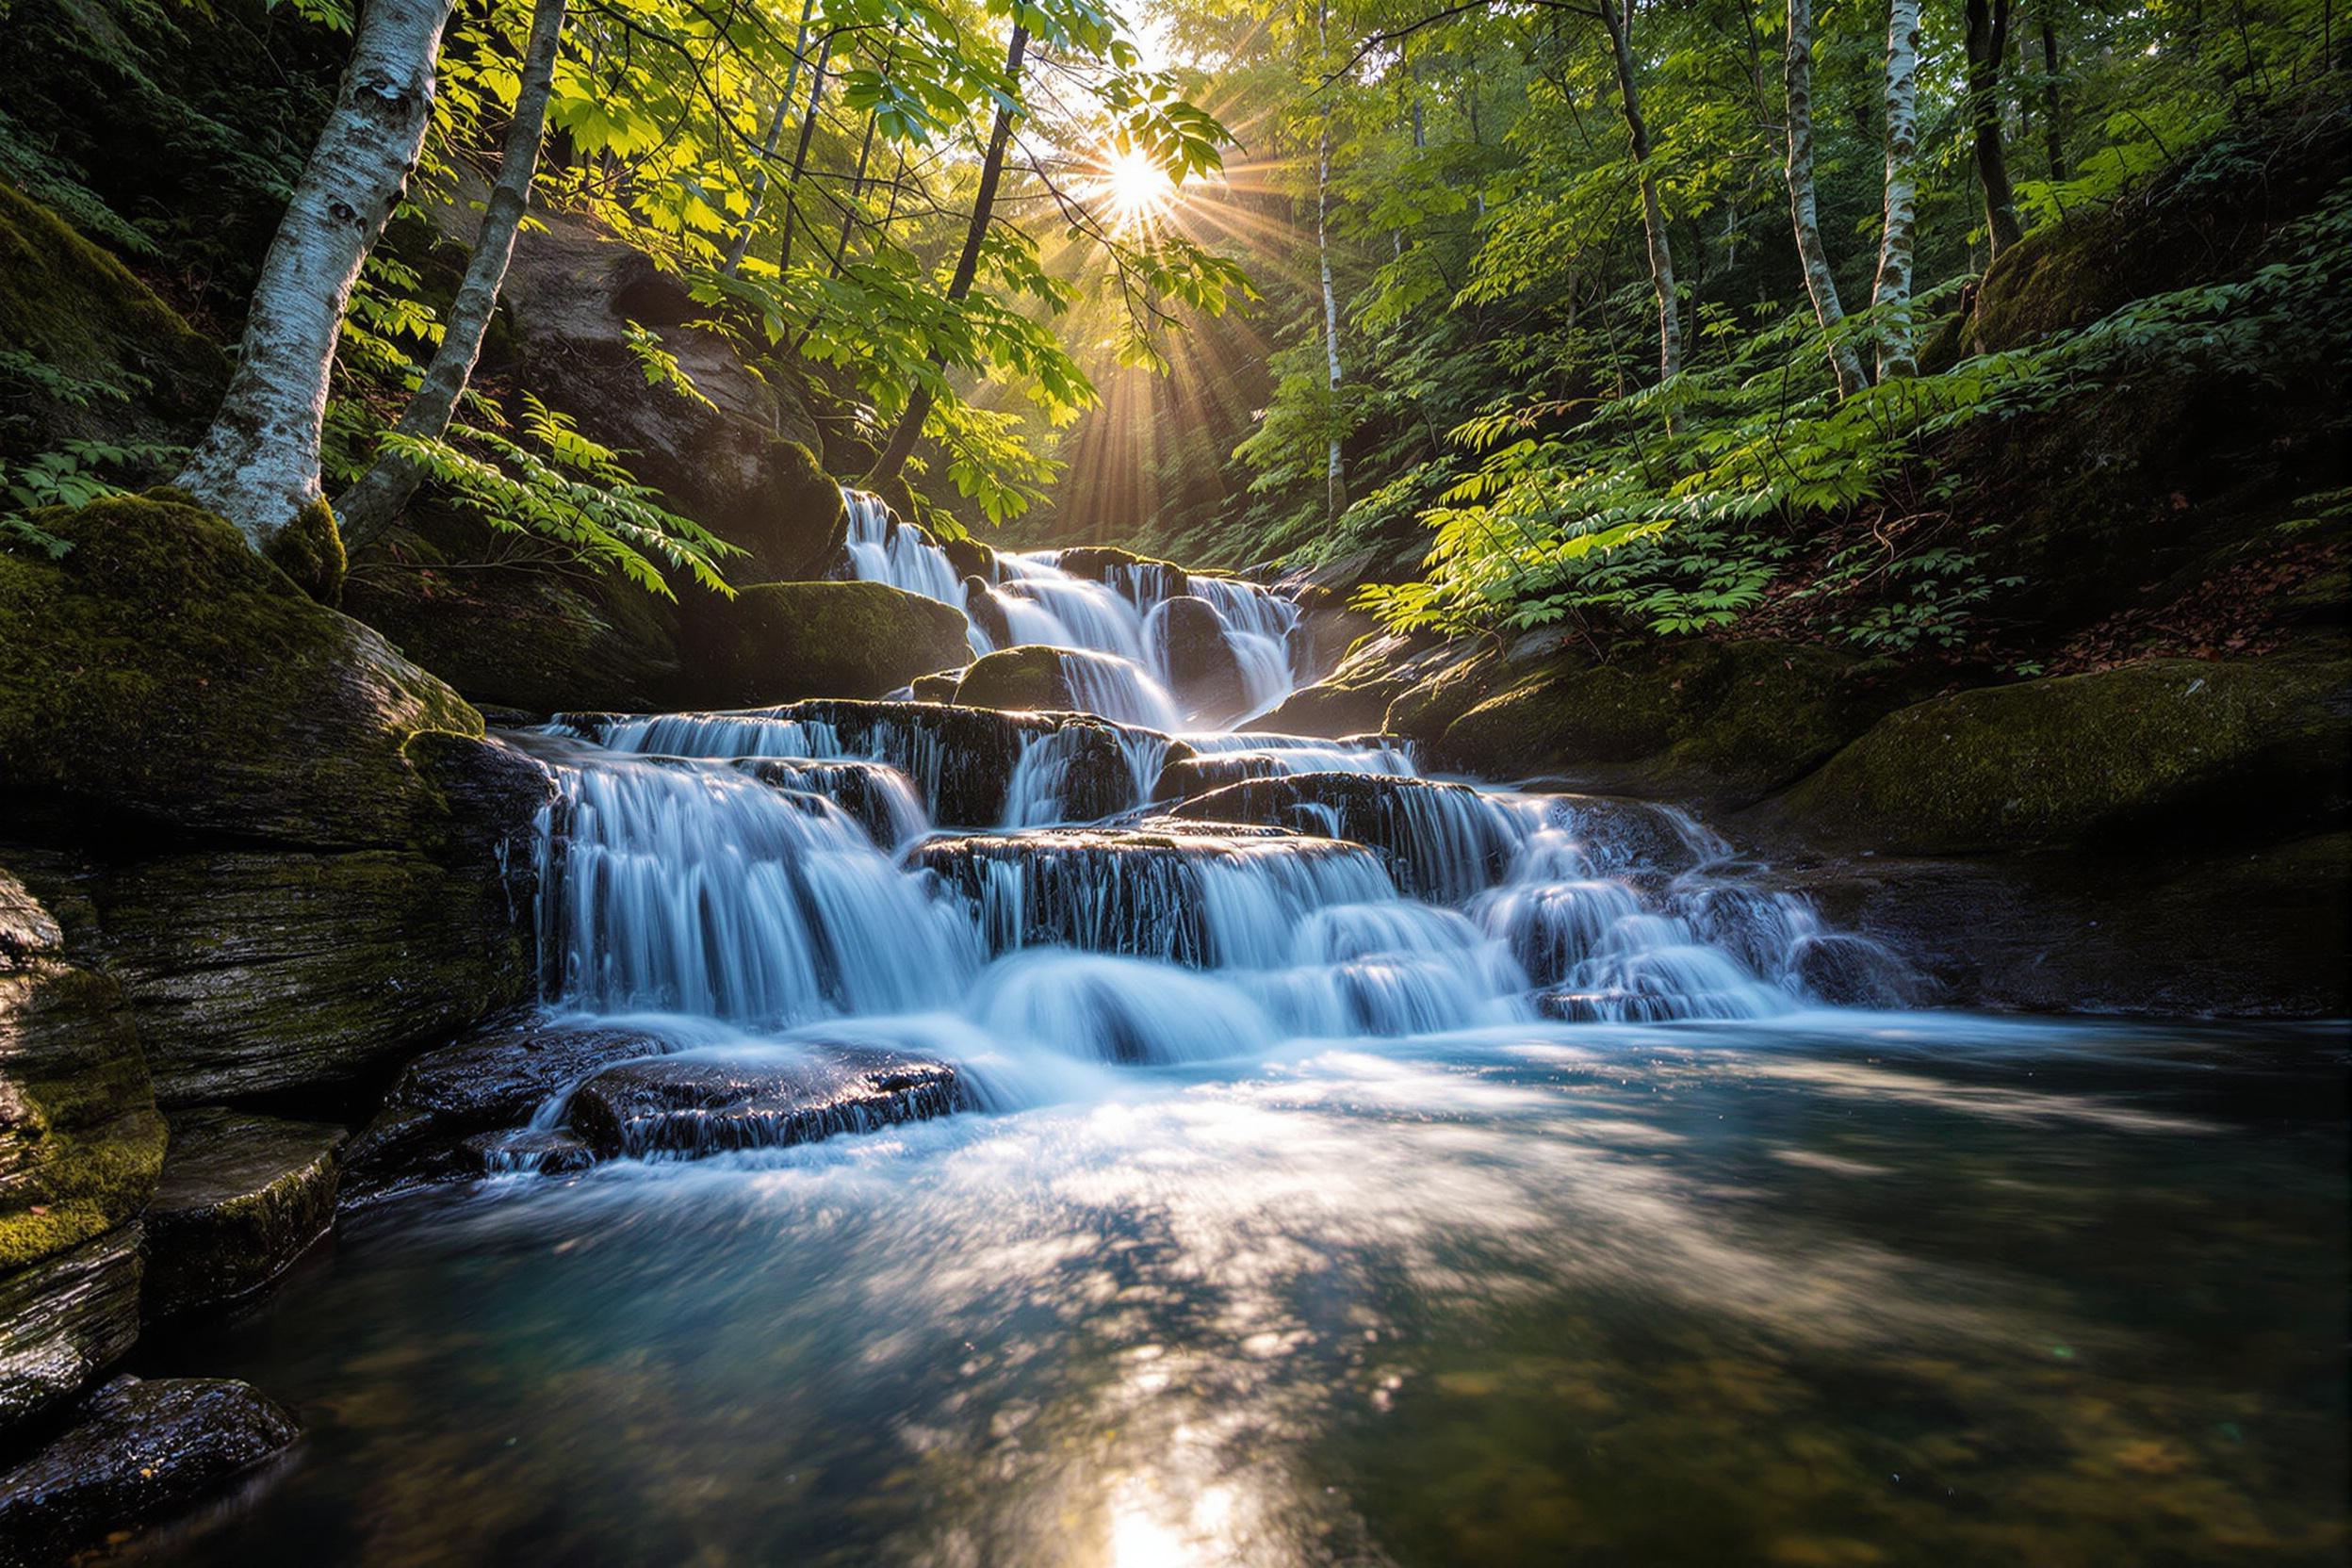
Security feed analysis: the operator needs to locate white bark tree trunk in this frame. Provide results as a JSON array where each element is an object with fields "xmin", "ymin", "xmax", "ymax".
[
  {"xmin": 1598, "ymin": 0, "xmax": 1682, "ymax": 388},
  {"xmin": 1786, "ymin": 0, "xmax": 1869, "ymax": 397},
  {"xmin": 1872, "ymin": 0, "xmax": 1923, "ymax": 380},
  {"xmin": 176, "ymin": 0, "xmax": 455, "ymax": 549},
  {"xmin": 335, "ymin": 0, "xmax": 566, "ymax": 550},
  {"xmin": 1316, "ymin": 0, "xmax": 1346, "ymax": 519}
]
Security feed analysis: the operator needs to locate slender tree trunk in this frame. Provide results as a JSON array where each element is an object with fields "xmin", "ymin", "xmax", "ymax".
[
  {"xmin": 334, "ymin": 0, "xmax": 566, "ymax": 550},
  {"xmin": 2039, "ymin": 17, "xmax": 2067, "ymax": 179},
  {"xmin": 774, "ymin": 29, "xmax": 837, "ymax": 274},
  {"xmin": 722, "ymin": 0, "xmax": 816, "ymax": 276},
  {"xmin": 1598, "ymin": 0, "xmax": 1682, "ymax": 386},
  {"xmin": 864, "ymin": 24, "xmax": 1027, "ymax": 486},
  {"xmin": 1871, "ymin": 0, "xmax": 1922, "ymax": 380},
  {"xmin": 1316, "ymin": 0, "xmax": 1347, "ymax": 518},
  {"xmin": 1786, "ymin": 0, "xmax": 1868, "ymax": 395},
  {"xmin": 1966, "ymin": 0, "xmax": 2023, "ymax": 255},
  {"xmin": 176, "ymin": 0, "xmax": 454, "ymax": 548}
]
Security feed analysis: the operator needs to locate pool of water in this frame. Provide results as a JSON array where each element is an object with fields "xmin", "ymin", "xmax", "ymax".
[{"xmin": 128, "ymin": 1013, "xmax": 2347, "ymax": 1567}]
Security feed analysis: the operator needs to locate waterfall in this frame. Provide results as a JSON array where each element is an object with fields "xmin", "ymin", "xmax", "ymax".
[{"xmin": 497, "ymin": 511, "xmax": 1912, "ymax": 1166}]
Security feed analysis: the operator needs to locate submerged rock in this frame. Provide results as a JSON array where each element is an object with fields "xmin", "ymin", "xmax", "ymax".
[
  {"xmin": 1168, "ymin": 773, "xmax": 1530, "ymax": 903},
  {"xmin": 458, "ymin": 1127, "xmax": 595, "ymax": 1177},
  {"xmin": 142, "ymin": 1109, "xmax": 346, "ymax": 1318},
  {"xmin": 567, "ymin": 1049, "xmax": 969, "ymax": 1160},
  {"xmin": 679, "ymin": 580, "xmax": 972, "ymax": 707},
  {"xmin": 342, "ymin": 1021, "xmax": 672, "ymax": 1201},
  {"xmin": 0, "ymin": 1374, "xmax": 298, "ymax": 1563}
]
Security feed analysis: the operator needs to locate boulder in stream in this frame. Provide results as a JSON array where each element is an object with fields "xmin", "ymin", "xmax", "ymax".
[
  {"xmin": 567, "ymin": 1049, "xmax": 969, "ymax": 1160},
  {"xmin": 0, "ymin": 1374, "xmax": 298, "ymax": 1562},
  {"xmin": 680, "ymin": 580, "xmax": 972, "ymax": 707},
  {"xmin": 141, "ymin": 1109, "xmax": 347, "ymax": 1318},
  {"xmin": 1151, "ymin": 595, "xmax": 1249, "ymax": 719},
  {"xmin": 1168, "ymin": 773, "xmax": 1530, "ymax": 903}
]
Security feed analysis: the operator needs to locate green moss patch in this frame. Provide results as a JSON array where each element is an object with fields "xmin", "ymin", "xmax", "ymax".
[{"xmin": 953, "ymin": 645, "xmax": 1071, "ymax": 710}]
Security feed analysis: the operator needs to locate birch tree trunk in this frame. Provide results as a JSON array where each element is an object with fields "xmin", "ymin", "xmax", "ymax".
[
  {"xmin": 334, "ymin": 0, "xmax": 567, "ymax": 550},
  {"xmin": 1786, "ymin": 0, "xmax": 1868, "ymax": 396},
  {"xmin": 1598, "ymin": 0, "xmax": 1682, "ymax": 387},
  {"xmin": 1316, "ymin": 0, "xmax": 1347, "ymax": 521},
  {"xmin": 722, "ymin": 0, "xmax": 817, "ymax": 277},
  {"xmin": 176, "ymin": 0, "xmax": 455, "ymax": 549},
  {"xmin": 1966, "ymin": 0, "xmax": 2023, "ymax": 256},
  {"xmin": 865, "ymin": 24, "xmax": 1027, "ymax": 486},
  {"xmin": 1871, "ymin": 0, "xmax": 1922, "ymax": 380}
]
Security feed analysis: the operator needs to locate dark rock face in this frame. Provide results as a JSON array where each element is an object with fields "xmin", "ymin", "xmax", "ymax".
[
  {"xmin": 1152, "ymin": 596, "xmax": 1246, "ymax": 718},
  {"xmin": 459, "ymin": 1128, "xmax": 595, "ymax": 1177},
  {"xmin": 342, "ymin": 1021, "xmax": 671, "ymax": 1201},
  {"xmin": 1152, "ymin": 753, "xmax": 1287, "ymax": 801},
  {"xmin": 1772, "ymin": 656, "xmax": 2351, "ymax": 856},
  {"xmin": 1244, "ymin": 676, "xmax": 1408, "ymax": 740},
  {"xmin": 567, "ymin": 1049, "xmax": 969, "ymax": 1160},
  {"xmin": 1052, "ymin": 547, "xmax": 1188, "ymax": 597},
  {"xmin": 496, "ymin": 212, "xmax": 841, "ymax": 580},
  {"xmin": 735, "ymin": 759, "xmax": 923, "ymax": 848},
  {"xmin": 0, "ymin": 1374, "xmax": 298, "ymax": 1563},
  {"xmin": 142, "ymin": 1109, "xmax": 346, "ymax": 1318},
  {"xmin": 679, "ymin": 580, "xmax": 973, "ymax": 707},
  {"xmin": 0, "ymin": 1227, "xmax": 142, "ymax": 1434},
  {"xmin": 1168, "ymin": 773, "xmax": 1526, "ymax": 903}
]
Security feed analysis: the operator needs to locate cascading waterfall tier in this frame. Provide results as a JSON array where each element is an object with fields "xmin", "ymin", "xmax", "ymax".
[
  {"xmin": 829, "ymin": 488, "xmax": 1306, "ymax": 726},
  {"xmin": 484, "ymin": 539, "xmax": 1909, "ymax": 1168}
]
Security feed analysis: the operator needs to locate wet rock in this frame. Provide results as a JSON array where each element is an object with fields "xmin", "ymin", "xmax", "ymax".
[
  {"xmin": 142, "ymin": 1109, "xmax": 346, "ymax": 1318},
  {"xmin": 0, "ymin": 867, "xmax": 165, "ymax": 1288},
  {"xmin": 0, "ymin": 1374, "xmax": 297, "ymax": 1563},
  {"xmin": 1772, "ymin": 656, "xmax": 2351, "ymax": 855},
  {"xmin": 911, "ymin": 826, "xmax": 1387, "ymax": 964},
  {"xmin": 567, "ymin": 1049, "xmax": 969, "ymax": 1160},
  {"xmin": 954, "ymin": 645, "xmax": 1073, "ymax": 710},
  {"xmin": 1151, "ymin": 595, "xmax": 1247, "ymax": 717},
  {"xmin": 1245, "ymin": 675, "xmax": 1409, "ymax": 739},
  {"xmin": 736, "ymin": 758, "xmax": 927, "ymax": 847},
  {"xmin": 680, "ymin": 580, "xmax": 973, "ymax": 707},
  {"xmin": 940, "ymin": 535, "xmax": 999, "ymax": 583},
  {"xmin": 1168, "ymin": 773, "xmax": 1527, "ymax": 903},
  {"xmin": 1052, "ymin": 547, "xmax": 1188, "ymax": 598},
  {"xmin": 909, "ymin": 668, "xmax": 964, "ymax": 703},
  {"xmin": 1788, "ymin": 933, "xmax": 1918, "ymax": 1008},
  {"xmin": 1533, "ymin": 988, "xmax": 1688, "ymax": 1023},
  {"xmin": 0, "ymin": 1227, "xmax": 141, "ymax": 1432},
  {"xmin": 1152, "ymin": 752, "xmax": 1287, "ymax": 801},
  {"xmin": 342, "ymin": 1021, "xmax": 671, "ymax": 1201},
  {"xmin": 90, "ymin": 847, "xmax": 540, "ymax": 1106},
  {"xmin": 961, "ymin": 577, "xmax": 1013, "ymax": 647},
  {"xmin": 458, "ymin": 1128, "xmax": 595, "ymax": 1177}
]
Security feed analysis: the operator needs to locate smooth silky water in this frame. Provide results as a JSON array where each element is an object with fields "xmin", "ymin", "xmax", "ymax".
[{"xmin": 122, "ymin": 504, "xmax": 2349, "ymax": 1564}]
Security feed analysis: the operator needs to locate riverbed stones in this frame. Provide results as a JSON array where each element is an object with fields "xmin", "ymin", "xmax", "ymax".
[
  {"xmin": 0, "ymin": 1374, "xmax": 298, "ymax": 1563},
  {"xmin": 342, "ymin": 1021, "xmax": 672, "ymax": 1200},
  {"xmin": 567, "ymin": 1049, "xmax": 968, "ymax": 1160},
  {"xmin": 142, "ymin": 1109, "xmax": 346, "ymax": 1318}
]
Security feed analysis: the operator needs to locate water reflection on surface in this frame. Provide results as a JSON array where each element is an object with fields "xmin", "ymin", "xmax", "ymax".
[{"xmin": 132, "ymin": 1016, "xmax": 2348, "ymax": 1567}]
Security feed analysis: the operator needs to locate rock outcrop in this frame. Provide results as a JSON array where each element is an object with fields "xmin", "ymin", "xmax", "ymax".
[
  {"xmin": 141, "ymin": 1108, "xmax": 346, "ymax": 1317},
  {"xmin": 679, "ymin": 580, "xmax": 972, "ymax": 706}
]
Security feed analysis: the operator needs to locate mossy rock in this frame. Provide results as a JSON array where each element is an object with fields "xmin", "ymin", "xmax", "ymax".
[
  {"xmin": 0, "ymin": 492, "xmax": 484, "ymax": 848},
  {"xmin": 1054, "ymin": 546, "xmax": 1188, "ymax": 595},
  {"xmin": 0, "ymin": 868, "xmax": 165, "ymax": 1279},
  {"xmin": 909, "ymin": 669, "xmax": 963, "ymax": 703},
  {"xmin": 1242, "ymin": 675, "xmax": 1409, "ymax": 739},
  {"xmin": 954, "ymin": 645, "xmax": 1072, "ymax": 710},
  {"xmin": 263, "ymin": 497, "xmax": 346, "ymax": 606},
  {"xmin": 728, "ymin": 439, "xmax": 848, "ymax": 581},
  {"xmin": 141, "ymin": 1108, "xmax": 345, "ymax": 1317},
  {"xmin": 680, "ymin": 580, "xmax": 972, "ymax": 706},
  {"xmin": 1776, "ymin": 656, "xmax": 2352, "ymax": 855},
  {"xmin": 1432, "ymin": 641, "xmax": 1900, "ymax": 803},
  {"xmin": 1383, "ymin": 651, "xmax": 1504, "ymax": 742},
  {"xmin": 0, "ymin": 182, "xmax": 228, "ymax": 449}
]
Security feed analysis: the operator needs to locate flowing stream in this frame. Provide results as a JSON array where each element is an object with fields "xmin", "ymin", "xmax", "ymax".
[{"xmin": 128, "ymin": 503, "xmax": 2348, "ymax": 1566}]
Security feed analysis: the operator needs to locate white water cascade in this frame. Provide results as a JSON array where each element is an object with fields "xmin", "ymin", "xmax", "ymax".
[{"xmin": 829, "ymin": 488, "xmax": 1306, "ymax": 727}]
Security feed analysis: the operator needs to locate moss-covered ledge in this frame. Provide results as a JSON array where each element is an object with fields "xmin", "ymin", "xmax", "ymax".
[{"xmin": 0, "ymin": 492, "xmax": 483, "ymax": 849}]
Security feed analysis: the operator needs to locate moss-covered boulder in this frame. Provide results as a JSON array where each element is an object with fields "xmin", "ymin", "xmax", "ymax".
[
  {"xmin": 140, "ymin": 1108, "xmax": 345, "ymax": 1317},
  {"xmin": 1053, "ymin": 546, "xmax": 1188, "ymax": 596},
  {"xmin": 0, "ymin": 492, "xmax": 485, "ymax": 848},
  {"xmin": 1774, "ymin": 656, "xmax": 2351, "ymax": 855},
  {"xmin": 954, "ymin": 645, "xmax": 1073, "ymax": 710},
  {"xmin": 1383, "ymin": 651, "xmax": 1505, "ymax": 742},
  {"xmin": 679, "ymin": 580, "xmax": 972, "ymax": 706},
  {"xmin": 0, "ymin": 869, "xmax": 164, "ymax": 1281},
  {"xmin": 909, "ymin": 669, "xmax": 963, "ymax": 703},
  {"xmin": 1243, "ymin": 675, "xmax": 1409, "ymax": 739},
  {"xmin": 727, "ymin": 439, "xmax": 848, "ymax": 582},
  {"xmin": 1429, "ymin": 641, "xmax": 1908, "ymax": 804},
  {"xmin": 0, "ymin": 182, "xmax": 227, "ymax": 451}
]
